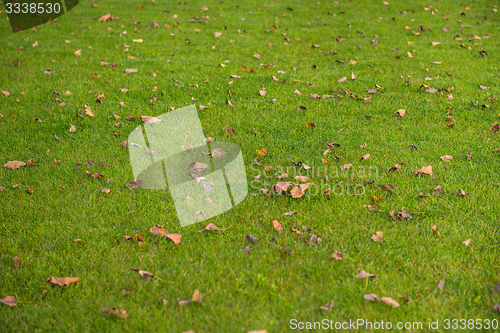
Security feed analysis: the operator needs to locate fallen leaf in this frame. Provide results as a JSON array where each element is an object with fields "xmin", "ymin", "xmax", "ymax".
[
  {"xmin": 284, "ymin": 211, "xmax": 297, "ymax": 216},
  {"xmin": 319, "ymin": 300, "xmax": 334, "ymax": 311},
  {"xmin": 431, "ymin": 225, "xmax": 440, "ymax": 236},
  {"xmin": 413, "ymin": 165, "xmax": 433, "ymax": 176},
  {"xmin": 395, "ymin": 109, "xmax": 405, "ymax": 117},
  {"xmin": 455, "ymin": 188, "xmax": 466, "ymax": 197},
  {"xmin": 13, "ymin": 256, "xmax": 21, "ymax": 267},
  {"xmin": 198, "ymin": 223, "xmax": 219, "ymax": 232},
  {"xmin": 272, "ymin": 220, "xmax": 283, "ymax": 234},
  {"xmin": 255, "ymin": 147, "xmax": 269, "ymax": 156},
  {"xmin": 47, "ymin": 276, "xmax": 79, "ymax": 287},
  {"xmin": 356, "ymin": 269, "xmax": 376, "ymax": 280},
  {"xmin": 242, "ymin": 246, "xmax": 252, "ymax": 253},
  {"xmin": 463, "ymin": 238, "xmax": 471, "ymax": 246},
  {"xmin": 480, "ymin": 85, "xmax": 490, "ymax": 90},
  {"xmin": 85, "ymin": 105, "xmax": 94, "ymax": 117},
  {"xmin": 331, "ymin": 251, "xmax": 343, "ymax": 260},
  {"xmin": 364, "ymin": 294, "xmax": 379, "ymax": 301},
  {"xmin": 380, "ymin": 297, "xmax": 400, "ymax": 308},
  {"xmin": 101, "ymin": 188, "xmax": 111, "ymax": 194},
  {"xmin": 341, "ymin": 163, "xmax": 353, "ymax": 171},
  {"xmin": 371, "ymin": 231, "xmax": 383, "ymax": 241},
  {"xmin": 131, "ymin": 268, "xmax": 153, "ymax": 278},
  {"xmin": 365, "ymin": 205, "xmax": 379, "ymax": 212},
  {"xmin": 1, "ymin": 90, "xmax": 10, "ymax": 96},
  {"xmin": 430, "ymin": 42, "xmax": 441, "ymax": 46},
  {"xmin": 437, "ymin": 278, "xmax": 445, "ymax": 290},
  {"xmin": 74, "ymin": 49, "xmax": 81, "ymax": 57},
  {"xmin": 3, "ymin": 161, "xmax": 26, "ymax": 169},
  {"xmin": 69, "ymin": 125, "xmax": 76, "ymax": 132},
  {"xmin": 290, "ymin": 183, "xmax": 313, "ymax": 198},
  {"xmin": 245, "ymin": 234, "xmax": 257, "ymax": 244},
  {"xmin": 360, "ymin": 154, "xmax": 370, "ymax": 161},
  {"xmin": 426, "ymin": 88, "xmax": 437, "ymax": 93},
  {"xmin": 0, "ymin": 296, "xmax": 16, "ymax": 307},
  {"xmin": 102, "ymin": 307, "xmax": 128, "ymax": 319},
  {"xmin": 149, "ymin": 225, "xmax": 182, "ymax": 244},
  {"xmin": 374, "ymin": 184, "xmax": 395, "ymax": 193},
  {"xmin": 140, "ymin": 116, "xmax": 161, "ymax": 123},
  {"xmin": 133, "ymin": 39, "xmax": 143, "ymax": 43},
  {"xmin": 432, "ymin": 185, "xmax": 442, "ymax": 196},
  {"xmin": 253, "ymin": 53, "xmax": 260, "ymax": 59},
  {"xmin": 125, "ymin": 68, "xmax": 138, "ymax": 74},
  {"xmin": 338, "ymin": 76, "xmax": 347, "ymax": 83},
  {"xmin": 295, "ymin": 176, "xmax": 309, "ymax": 182}
]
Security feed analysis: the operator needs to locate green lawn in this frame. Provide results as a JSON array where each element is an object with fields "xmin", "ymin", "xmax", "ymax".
[{"xmin": 1, "ymin": 0, "xmax": 500, "ymax": 332}]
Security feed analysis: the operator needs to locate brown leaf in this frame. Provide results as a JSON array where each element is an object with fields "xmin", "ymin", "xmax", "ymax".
[
  {"xmin": 259, "ymin": 90, "xmax": 267, "ymax": 96},
  {"xmin": 430, "ymin": 42, "xmax": 441, "ymax": 46},
  {"xmin": 47, "ymin": 276, "xmax": 79, "ymax": 287},
  {"xmin": 0, "ymin": 296, "xmax": 17, "ymax": 307},
  {"xmin": 380, "ymin": 297, "xmax": 400, "ymax": 308},
  {"xmin": 440, "ymin": 155, "xmax": 453, "ymax": 161},
  {"xmin": 374, "ymin": 184, "xmax": 395, "ymax": 193},
  {"xmin": 340, "ymin": 163, "xmax": 353, "ymax": 170},
  {"xmin": 102, "ymin": 307, "xmax": 129, "ymax": 319},
  {"xmin": 74, "ymin": 49, "xmax": 81, "ymax": 57},
  {"xmin": 319, "ymin": 300, "xmax": 334, "ymax": 311},
  {"xmin": 198, "ymin": 223, "xmax": 219, "ymax": 232},
  {"xmin": 480, "ymin": 85, "xmax": 490, "ymax": 90},
  {"xmin": 363, "ymin": 294, "xmax": 379, "ymax": 302},
  {"xmin": 371, "ymin": 231, "xmax": 383, "ymax": 242},
  {"xmin": 338, "ymin": 76, "xmax": 347, "ymax": 83},
  {"xmin": 284, "ymin": 211, "xmax": 297, "ymax": 216},
  {"xmin": 455, "ymin": 188, "xmax": 466, "ymax": 197},
  {"xmin": 140, "ymin": 115, "xmax": 161, "ymax": 123},
  {"xmin": 125, "ymin": 68, "xmax": 138, "ymax": 74},
  {"xmin": 242, "ymin": 245, "xmax": 252, "ymax": 253},
  {"xmin": 3, "ymin": 161, "xmax": 26, "ymax": 169},
  {"xmin": 245, "ymin": 234, "xmax": 257, "ymax": 244},
  {"xmin": 290, "ymin": 183, "xmax": 313, "ymax": 198},
  {"xmin": 413, "ymin": 165, "xmax": 433, "ymax": 176},
  {"xmin": 436, "ymin": 277, "xmax": 445, "ymax": 290},
  {"xmin": 395, "ymin": 109, "xmax": 405, "ymax": 117},
  {"xmin": 432, "ymin": 185, "xmax": 442, "ymax": 196},
  {"xmin": 272, "ymin": 220, "xmax": 283, "ymax": 234},
  {"xmin": 426, "ymin": 88, "xmax": 438, "ymax": 93},
  {"xmin": 331, "ymin": 251, "xmax": 343, "ymax": 260},
  {"xmin": 14, "ymin": 256, "xmax": 21, "ymax": 267},
  {"xmin": 463, "ymin": 238, "xmax": 471, "ymax": 246},
  {"xmin": 150, "ymin": 224, "xmax": 181, "ymax": 245},
  {"xmin": 360, "ymin": 153, "xmax": 370, "ymax": 161},
  {"xmin": 356, "ymin": 269, "xmax": 376, "ymax": 280},
  {"xmin": 253, "ymin": 53, "xmax": 260, "ymax": 59},
  {"xmin": 364, "ymin": 205, "xmax": 379, "ymax": 212},
  {"xmin": 101, "ymin": 188, "xmax": 111, "ymax": 194},
  {"xmin": 85, "ymin": 105, "xmax": 94, "ymax": 117},
  {"xmin": 431, "ymin": 225, "xmax": 440, "ymax": 236},
  {"xmin": 98, "ymin": 13, "xmax": 113, "ymax": 22}
]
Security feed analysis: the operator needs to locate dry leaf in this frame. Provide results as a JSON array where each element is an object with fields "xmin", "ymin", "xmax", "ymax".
[
  {"xmin": 102, "ymin": 307, "xmax": 128, "ymax": 319},
  {"xmin": 360, "ymin": 154, "xmax": 370, "ymax": 161},
  {"xmin": 430, "ymin": 42, "xmax": 441, "ymax": 46},
  {"xmin": 413, "ymin": 165, "xmax": 433, "ymax": 176},
  {"xmin": 47, "ymin": 276, "xmax": 79, "ymax": 287},
  {"xmin": 364, "ymin": 294, "xmax": 379, "ymax": 301},
  {"xmin": 331, "ymin": 251, "xmax": 343, "ymax": 260},
  {"xmin": 395, "ymin": 109, "xmax": 405, "ymax": 117},
  {"xmin": 255, "ymin": 147, "xmax": 269, "ymax": 156},
  {"xmin": 431, "ymin": 225, "xmax": 440, "ymax": 236},
  {"xmin": 125, "ymin": 68, "xmax": 138, "ymax": 74},
  {"xmin": 101, "ymin": 188, "xmax": 111, "ymax": 194},
  {"xmin": 140, "ymin": 116, "xmax": 161, "ymax": 123},
  {"xmin": 0, "ymin": 296, "xmax": 16, "ymax": 307},
  {"xmin": 371, "ymin": 231, "xmax": 383, "ymax": 241},
  {"xmin": 319, "ymin": 300, "xmax": 334, "ymax": 311},
  {"xmin": 340, "ymin": 163, "xmax": 353, "ymax": 170},
  {"xmin": 480, "ymin": 85, "xmax": 490, "ymax": 90},
  {"xmin": 150, "ymin": 224, "xmax": 181, "ymax": 244},
  {"xmin": 3, "ymin": 161, "xmax": 26, "ymax": 169},
  {"xmin": 295, "ymin": 176, "xmax": 309, "ymax": 182},
  {"xmin": 133, "ymin": 39, "xmax": 143, "ymax": 43},
  {"xmin": 338, "ymin": 76, "xmax": 347, "ymax": 83},
  {"xmin": 253, "ymin": 53, "xmax": 260, "ymax": 59},
  {"xmin": 259, "ymin": 90, "xmax": 267, "ymax": 96},
  {"xmin": 463, "ymin": 238, "xmax": 471, "ymax": 246},
  {"xmin": 432, "ymin": 185, "xmax": 442, "ymax": 196},
  {"xmin": 74, "ymin": 49, "xmax": 81, "ymax": 57},
  {"xmin": 455, "ymin": 188, "xmax": 466, "ymax": 197},
  {"xmin": 374, "ymin": 184, "xmax": 395, "ymax": 193},
  {"xmin": 198, "ymin": 223, "xmax": 219, "ymax": 232},
  {"xmin": 290, "ymin": 183, "xmax": 313, "ymax": 198},
  {"xmin": 440, "ymin": 155, "xmax": 453, "ymax": 161},
  {"xmin": 380, "ymin": 297, "xmax": 400, "ymax": 308},
  {"xmin": 356, "ymin": 269, "xmax": 376, "ymax": 280},
  {"xmin": 437, "ymin": 278, "xmax": 445, "ymax": 290},
  {"xmin": 364, "ymin": 205, "xmax": 379, "ymax": 212},
  {"xmin": 426, "ymin": 88, "xmax": 437, "ymax": 93},
  {"xmin": 272, "ymin": 220, "xmax": 283, "ymax": 234},
  {"xmin": 69, "ymin": 125, "xmax": 76, "ymax": 132},
  {"xmin": 284, "ymin": 211, "xmax": 297, "ymax": 216},
  {"xmin": 13, "ymin": 256, "xmax": 21, "ymax": 267},
  {"xmin": 85, "ymin": 105, "xmax": 94, "ymax": 117},
  {"xmin": 245, "ymin": 234, "xmax": 257, "ymax": 244}
]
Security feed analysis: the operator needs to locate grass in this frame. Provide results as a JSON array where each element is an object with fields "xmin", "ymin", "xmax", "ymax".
[{"xmin": 1, "ymin": 0, "xmax": 500, "ymax": 331}]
